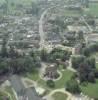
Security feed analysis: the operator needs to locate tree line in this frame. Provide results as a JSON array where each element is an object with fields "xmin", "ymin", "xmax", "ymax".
[{"xmin": 0, "ymin": 37, "xmax": 41, "ymax": 75}]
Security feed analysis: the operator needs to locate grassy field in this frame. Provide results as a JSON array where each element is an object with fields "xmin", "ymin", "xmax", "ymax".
[
  {"xmin": 64, "ymin": 9, "xmax": 81, "ymax": 17},
  {"xmin": 55, "ymin": 70, "xmax": 74, "ymax": 89},
  {"xmin": 37, "ymin": 70, "xmax": 74, "ymax": 90},
  {"xmin": 26, "ymin": 69, "xmax": 74, "ymax": 89},
  {"xmin": 81, "ymin": 79, "xmax": 98, "ymax": 99},
  {"xmin": 84, "ymin": 3, "xmax": 98, "ymax": 16},
  {"xmin": 52, "ymin": 92, "xmax": 67, "ymax": 100},
  {"xmin": 26, "ymin": 68, "xmax": 98, "ymax": 99}
]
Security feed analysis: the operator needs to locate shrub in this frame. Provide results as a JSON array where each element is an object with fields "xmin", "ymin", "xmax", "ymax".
[{"xmin": 46, "ymin": 80, "xmax": 55, "ymax": 88}]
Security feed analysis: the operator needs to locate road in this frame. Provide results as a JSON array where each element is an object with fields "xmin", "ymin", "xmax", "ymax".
[
  {"xmin": 39, "ymin": 9, "xmax": 47, "ymax": 48},
  {"xmin": 39, "ymin": 4, "xmax": 66, "ymax": 49},
  {"xmin": 39, "ymin": 0, "xmax": 74, "ymax": 49},
  {"xmin": 39, "ymin": 5, "xmax": 59, "ymax": 49}
]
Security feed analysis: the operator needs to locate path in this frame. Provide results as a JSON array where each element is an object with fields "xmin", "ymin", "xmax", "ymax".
[{"xmin": 43, "ymin": 88, "xmax": 74, "ymax": 100}]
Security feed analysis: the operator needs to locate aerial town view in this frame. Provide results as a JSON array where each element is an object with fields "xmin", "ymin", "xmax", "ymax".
[{"xmin": 0, "ymin": 0, "xmax": 98, "ymax": 100}]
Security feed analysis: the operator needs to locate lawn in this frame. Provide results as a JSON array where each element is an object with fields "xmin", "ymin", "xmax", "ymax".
[
  {"xmin": 25, "ymin": 70, "xmax": 39, "ymax": 81},
  {"xmin": 52, "ymin": 92, "xmax": 67, "ymax": 100},
  {"xmin": 26, "ymin": 69, "xmax": 74, "ymax": 90},
  {"xmin": 24, "ymin": 69, "xmax": 74, "ymax": 96},
  {"xmin": 37, "ymin": 70, "xmax": 74, "ymax": 90},
  {"xmin": 55, "ymin": 70, "xmax": 74, "ymax": 89},
  {"xmin": 80, "ymin": 79, "xmax": 98, "ymax": 99}
]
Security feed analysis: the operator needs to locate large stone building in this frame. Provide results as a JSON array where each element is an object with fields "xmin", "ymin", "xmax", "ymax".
[{"xmin": 44, "ymin": 64, "xmax": 59, "ymax": 79}]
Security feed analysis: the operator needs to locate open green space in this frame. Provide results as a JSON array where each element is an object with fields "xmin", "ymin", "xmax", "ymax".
[
  {"xmin": 84, "ymin": 3, "xmax": 98, "ymax": 16},
  {"xmin": 25, "ymin": 70, "xmax": 39, "ymax": 81},
  {"xmin": 0, "ymin": 0, "xmax": 36, "ymax": 15},
  {"xmin": 55, "ymin": 70, "xmax": 74, "ymax": 89},
  {"xmin": 80, "ymin": 79, "xmax": 98, "ymax": 99},
  {"xmin": 52, "ymin": 92, "xmax": 67, "ymax": 100},
  {"xmin": 37, "ymin": 70, "xmax": 74, "ymax": 90},
  {"xmin": 26, "ymin": 68, "xmax": 98, "ymax": 99},
  {"xmin": 64, "ymin": 9, "xmax": 81, "ymax": 17},
  {"xmin": 25, "ymin": 69, "xmax": 74, "ymax": 90}
]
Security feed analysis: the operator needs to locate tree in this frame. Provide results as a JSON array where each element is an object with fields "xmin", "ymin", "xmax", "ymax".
[
  {"xmin": 94, "ymin": 69, "xmax": 98, "ymax": 78},
  {"xmin": 30, "ymin": 50, "xmax": 41, "ymax": 68},
  {"xmin": 8, "ymin": 46, "xmax": 19, "ymax": 58},
  {"xmin": 46, "ymin": 80, "xmax": 55, "ymax": 88},
  {"xmin": 83, "ymin": 47, "xmax": 91, "ymax": 57},
  {"xmin": 86, "ymin": 57, "xmax": 95, "ymax": 69},
  {"xmin": 77, "ymin": 31, "xmax": 84, "ymax": 41},
  {"xmin": 40, "ymin": 49, "xmax": 48, "ymax": 61},
  {"xmin": 49, "ymin": 48, "xmax": 71, "ymax": 62},
  {"xmin": 31, "ymin": 2, "xmax": 39, "ymax": 16},
  {"xmin": 65, "ymin": 79, "xmax": 81, "ymax": 94},
  {"xmin": 24, "ymin": 56, "xmax": 36, "ymax": 72},
  {"xmin": 88, "ymin": 72, "xmax": 95, "ymax": 83},
  {"xmin": 71, "ymin": 55, "xmax": 85, "ymax": 69},
  {"xmin": 1, "ymin": 37, "xmax": 8, "ymax": 57},
  {"xmin": 9, "ymin": 58, "xmax": 25, "ymax": 74},
  {"xmin": 2, "ymin": 0, "xmax": 9, "ymax": 14},
  {"xmin": 82, "ymin": 43, "xmax": 98, "ymax": 57},
  {"xmin": 78, "ymin": 61, "xmax": 95, "ymax": 82},
  {"xmin": 81, "ymin": 0, "xmax": 89, "ymax": 8},
  {"xmin": 0, "ymin": 59, "xmax": 9, "ymax": 75}
]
